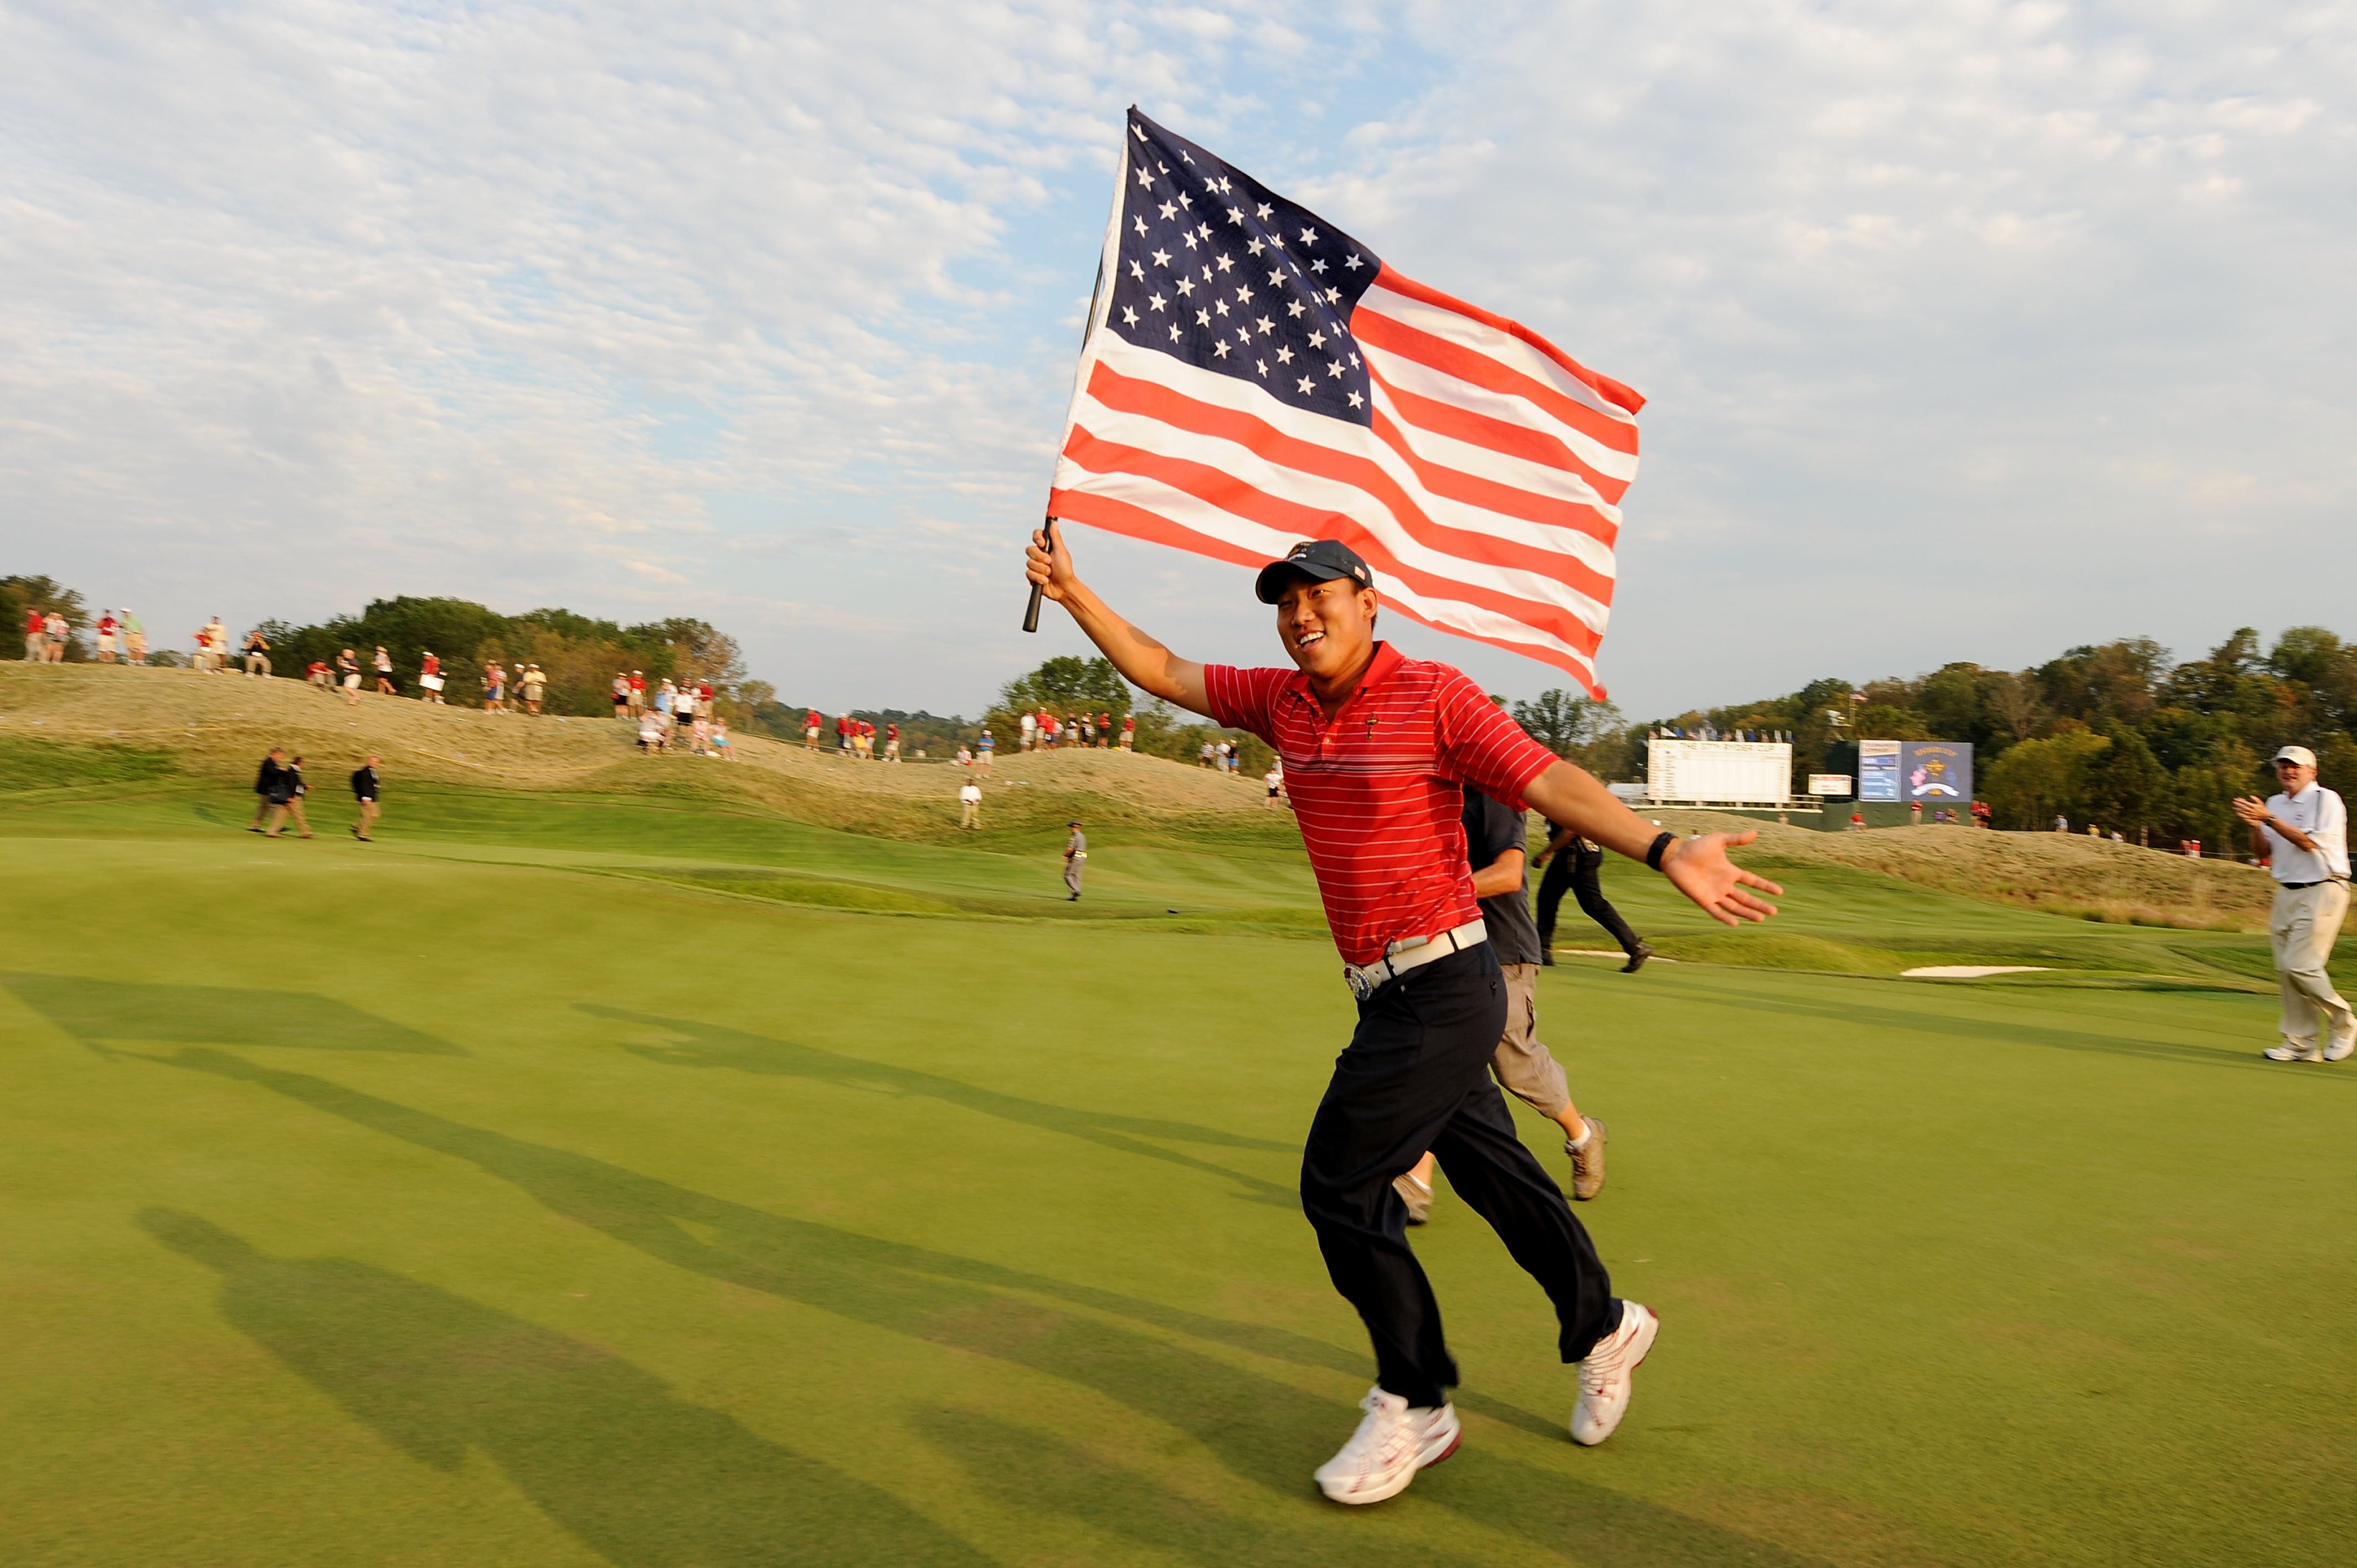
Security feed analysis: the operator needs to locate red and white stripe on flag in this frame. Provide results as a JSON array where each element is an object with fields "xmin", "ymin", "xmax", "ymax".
[{"xmin": 1046, "ymin": 123, "xmax": 1641, "ymax": 698}]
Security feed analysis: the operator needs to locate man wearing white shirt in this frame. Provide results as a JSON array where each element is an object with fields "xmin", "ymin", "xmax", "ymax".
[
  {"xmin": 958, "ymin": 779, "xmax": 981, "ymax": 831},
  {"xmin": 2235, "ymin": 745, "xmax": 2353, "ymax": 1063}
]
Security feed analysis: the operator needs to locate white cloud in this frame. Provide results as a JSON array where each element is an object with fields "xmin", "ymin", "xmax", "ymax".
[{"xmin": 2, "ymin": 0, "xmax": 2351, "ymax": 716}]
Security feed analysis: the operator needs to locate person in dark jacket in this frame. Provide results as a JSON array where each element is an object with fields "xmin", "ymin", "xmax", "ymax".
[
  {"xmin": 350, "ymin": 756, "xmax": 382, "ymax": 841},
  {"xmin": 248, "ymin": 749, "xmax": 290, "ymax": 833},
  {"xmin": 1532, "ymin": 821, "xmax": 1653, "ymax": 972}
]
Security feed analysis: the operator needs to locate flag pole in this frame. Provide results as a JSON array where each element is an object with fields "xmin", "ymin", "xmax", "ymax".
[{"xmin": 1023, "ymin": 113, "xmax": 1132, "ymax": 634}]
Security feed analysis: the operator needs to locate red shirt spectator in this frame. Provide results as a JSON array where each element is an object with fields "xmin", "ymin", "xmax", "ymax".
[{"xmin": 1205, "ymin": 641, "xmax": 1556, "ymax": 966}]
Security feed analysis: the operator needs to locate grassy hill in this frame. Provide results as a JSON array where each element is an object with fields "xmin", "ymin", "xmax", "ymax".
[{"xmin": 0, "ymin": 662, "xmax": 2320, "ymax": 992}]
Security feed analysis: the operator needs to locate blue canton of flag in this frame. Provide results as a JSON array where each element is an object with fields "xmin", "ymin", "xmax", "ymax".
[{"xmin": 1105, "ymin": 113, "xmax": 1382, "ymax": 427}]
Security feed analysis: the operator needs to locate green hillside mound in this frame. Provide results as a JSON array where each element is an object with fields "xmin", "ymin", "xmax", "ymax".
[{"xmin": 0, "ymin": 663, "xmax": 2323, "ymax": 988}]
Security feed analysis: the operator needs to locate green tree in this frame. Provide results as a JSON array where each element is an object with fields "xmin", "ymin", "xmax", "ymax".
[
  {"xmin": 2, "ymin": 575, "xmax": 90, "ymax": 660},
  {"xmin": 1983, "ymin": 729, "xmax": 2110, "ymax": 830}
]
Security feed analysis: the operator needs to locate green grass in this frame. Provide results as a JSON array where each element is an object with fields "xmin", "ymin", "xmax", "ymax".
[{"xmin": 3, "ymin": 783, "xmax": 2356, "ymax": 1566}]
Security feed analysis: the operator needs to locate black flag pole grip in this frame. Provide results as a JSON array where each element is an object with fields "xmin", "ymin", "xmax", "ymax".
[{"xmin": 1021, "ymin": 516, "xmax": 1057, "ymax": 633}]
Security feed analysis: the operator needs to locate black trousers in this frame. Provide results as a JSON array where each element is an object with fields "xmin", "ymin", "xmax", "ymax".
[
  {"xmin": 1535, "ymin": 840, "xmax": 1643, "ymax": 956},
  {"xmin": 1300, "ymin": 944, "xmax": 1618, "ymax": 1407}
]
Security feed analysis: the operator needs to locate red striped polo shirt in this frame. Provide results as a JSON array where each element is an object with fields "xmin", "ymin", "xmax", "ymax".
[{"xmin": 1206, "ymin": 641, "xmax": 1560, "ymax": 967}]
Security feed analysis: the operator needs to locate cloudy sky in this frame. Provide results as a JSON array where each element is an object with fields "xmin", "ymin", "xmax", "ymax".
[{"xmin": 4, "ymin": 1, "xmax": 2350, "ymax": 719}]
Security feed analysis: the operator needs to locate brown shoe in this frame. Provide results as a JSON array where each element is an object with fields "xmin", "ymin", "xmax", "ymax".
[{"xmin": 1567, "ymin": 1117, "xmax": 1608, "ymax": 1200}]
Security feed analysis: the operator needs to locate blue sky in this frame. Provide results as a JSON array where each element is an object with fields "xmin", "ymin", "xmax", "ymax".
[{"xmin": 4, "ymin": 1, "xmax": 2351, "ymax": 719}]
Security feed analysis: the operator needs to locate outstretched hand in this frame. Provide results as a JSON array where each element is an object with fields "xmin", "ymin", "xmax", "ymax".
[{"xmin": 1660, "ymin": 830, "xmax": 1783, "ymax": 926}]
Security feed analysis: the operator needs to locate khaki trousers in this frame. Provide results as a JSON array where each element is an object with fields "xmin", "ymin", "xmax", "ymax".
[
  {"xmin": 960, "ymin": 801, "xmax": 978, "ymax": 829},
  {"xmin": 2271, "ymin": 880, "xmax": 2353, "ymax": 1049},
  {"xmin": 1490, "ymin": 962, "xmax": 1571, "ymax": 1119}
]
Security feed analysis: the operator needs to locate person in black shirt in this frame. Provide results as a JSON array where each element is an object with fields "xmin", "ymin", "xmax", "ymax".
[
  {"xmin": 248, "ymin": 749, "xmax": 290, "ymax": 833},
  {"xmin": 1394, "ymin": 788, "xmax": 1611, "ymax": 1219},
  {"xmin": 1533, "ymin": 821, "xmax": 1651, "ymax": 972},
  {"xmin": 350, "ymin": 756, "xmax": 382, "ymax": 841}
]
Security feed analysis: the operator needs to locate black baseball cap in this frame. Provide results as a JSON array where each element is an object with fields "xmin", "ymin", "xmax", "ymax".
[{"xmin": 1254, "ymin": 539, "xmax": 1374, "ymax": 603}]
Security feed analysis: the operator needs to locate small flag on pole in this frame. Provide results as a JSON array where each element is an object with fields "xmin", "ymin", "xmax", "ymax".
[{"xmin": 1047, "ymin": 108, "xmax": 1643, "ymax": 698}]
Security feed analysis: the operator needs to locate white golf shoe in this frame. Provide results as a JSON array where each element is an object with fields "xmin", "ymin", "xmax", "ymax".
[
  {"xmin": 2264, "ymin": 1041, "xmax": 2325, "ymax": 1062},
  {"xmin": 2325, "ymin": 1031, "xmax": 2355, "ymax": 1063},
  {"xmin": 1571, "ymin": 1301, "xmax": 1659, "ymax": 1446},
  {"xmin": 1313, "ymin": 1386, "xmax": 1460, "ymax": 1504}
]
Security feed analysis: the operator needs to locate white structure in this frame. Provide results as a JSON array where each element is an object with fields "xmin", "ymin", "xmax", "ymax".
[{"xmin": 1646, "ymin": 739, "xmax": 1794, "ymax": 806}]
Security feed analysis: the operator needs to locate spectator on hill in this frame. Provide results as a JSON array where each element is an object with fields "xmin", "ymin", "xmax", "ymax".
[
  {"xmin": 1098, "ymin": 711, "xmax": 1112, "ymax": 749},
  {"xmin": 337, "ymin": 649, "xmax": 362, "ymax": 706},
  {"xmin": 886, "ymin": 722, "xmax": 902, "ymax": 762},
  {"xmin": 804, "ymin": 709, "xmax": 821, "ymax": 750},
  {"xmin": 1850, "ymin": 809, "xmax": 1865, "ymax": 830},
  {"xmin": 350, "ymin": 756, "xmax": 382, "ymax": 840},
  {"xmin": 1972, "ymin": 800, "xmax": 1993, "ymax": 829},
  {"xmin": 22, "ymin": 603, "xmax": 43, "ymax": 662},
  {"xmin": 1120, "ymin": 713, "xmax": 1135, "ymax": 750},
  {"xmin": 2086, "ymin": 823, "xmax": 2101, "ymax": 838},
  {"xmin": 244, "ymin": 628, "xmax": 273, "ymax": 679},
  {"xmin": 1198, "ymin": 740, "xmax": 1214, "ymax": 768},
  {"xmin": 711, "ymin": 720, "xmax": 735, "ymax": 761},
  {"xmin": 625, "ymin": 671, "xmax": 645, "ymax": 718},
  {"xmin": 691, "ymin": 711, "xmax": 712, "ymax": 755},
  {"xmin": 2237, "ymin": 745, "xmax": 2353, "ymax": 1064},
  {"xmin": 956, "ymin": 744, "xmax": 972, "ymax": 768},
  {"xmin": 419, "ymin": 650, "xmax": 443, "ymax": 703},
  {"xmin": 307, "ymin": 659, "xmax": 331, "ymax": 690},
  {"xmin": 1063, "ymin": 820, "xmax": 1087, "ymax": 900},
  {"xmin": 2053, "ymin": 814, "xmax": 2069, "ymax": 833},
  {"xmin": 977, "ymin": 729, "xmax": 995, "ymax": 772},
  {"xmin": 698, "ymin": 679, "xmax": 715, "ymax": 716},
  {"xmin": 521, "ymin": 664, "xmax": 546, "ymax": 714},
  {"xmin": 202, "ymin": 616, "xmax": 229, "ymax": 671},
  {"xmin": 96, "ymin": 610, "xmax": 119, "ymax": 664},
  {"xmin": 121, "ymin": 609, "xmax": 145, "ymax": 665},
  {"xmin": 1265, "ymin": 765, "xmax": 1284, "ymax": 809},
  {"xmin": 1080, "ymin": 713, "xmax": 1096, "ymax": 747},
  {"xmin": 249, "ymin": 747, "xmax": 291, "ymax": 833},
  {"xmin": 612, "ymin": 673, "xmax": 629, "ymax": 719},
  {"xmin": 637, "ymin": 708, "xmax": 667, "ymax": 752},
  {"xmin": 1020, "ymin": 709, "xmax": 1037, "ymax": 751},
  {"xmin": 836, "ymin": 712, "xmax": 852, "ymax": 754},
  {"xmin": 483, "ymin": 662, "xmax": 506, "ymax": 712},
  {"xmin": 959, "ymin": 777, "xmax": 982, "ymax": 830},
  {"xmin": 371, "ymin": 646, "xmax": 395, "ymax": 695},
  {"xmin": 40, "ymin": 610, "xmax": 69, "ymax": 663}
]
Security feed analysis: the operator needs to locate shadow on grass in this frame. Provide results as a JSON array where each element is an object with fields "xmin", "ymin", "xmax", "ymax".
[
  {"xmin": 156, "ymin": 1049, "xmax": 1831, "ymax": 1568},
  {"xmin": 137, "ymin": 1208, "xmax": 988, "ymax": 1567},
  {"xmin": 583, "ymin": 1004, "xmax": 1298, "ymax": 1206},
  {"xmin": 1667, "ymin": 973, "xmax": 2305, "ymax": 1075},
  {"xmin": 0, "ymin": 972, "xmax": 462, "ymax": 1054}
]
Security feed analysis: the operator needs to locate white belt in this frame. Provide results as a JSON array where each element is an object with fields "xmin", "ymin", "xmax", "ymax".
[{"xmin": 1343, "ymin": 919, "xmax": 1488, "ymax": 1002}]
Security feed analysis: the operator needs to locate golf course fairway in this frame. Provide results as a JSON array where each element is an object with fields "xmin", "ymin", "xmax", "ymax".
[{"xmin": 3, "ymin": 796, "xmax": 2353, "ymax": 1566}]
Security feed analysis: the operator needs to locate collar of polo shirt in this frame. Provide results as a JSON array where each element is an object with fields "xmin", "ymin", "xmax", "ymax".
[{"xmin": 1284, "ymin": 640, "xmax": 1404, "ymax": 712}]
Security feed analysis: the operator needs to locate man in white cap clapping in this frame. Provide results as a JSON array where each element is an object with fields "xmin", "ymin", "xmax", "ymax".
[{"xmin": 2235, "ymin": 745, "xmax": 2353, "ymax": 1062}]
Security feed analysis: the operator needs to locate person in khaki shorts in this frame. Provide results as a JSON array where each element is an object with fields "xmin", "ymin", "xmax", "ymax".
[
  {"xmin": 1396, "ymin": 786, "xmax": 1608, "ymax": 1221},
  {"xmin": 2236, "ymin": 745, "xmax": 2353, "ymax": 1062}
]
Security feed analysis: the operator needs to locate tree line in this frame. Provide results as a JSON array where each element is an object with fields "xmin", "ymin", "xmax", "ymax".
[{"xmin": 1516, "ymin": 627, "xmax": 2356, "ymax": 849}]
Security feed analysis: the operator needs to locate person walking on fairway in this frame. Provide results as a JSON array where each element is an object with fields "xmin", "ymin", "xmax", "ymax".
[
  {"xmin": 350, "ymin": 756, "xmax": 382, "ymax": 840},
  {"xmin": 249, "ymin": 748, "xmax": 292, "ymax": 833},
  {"xmin": 1532, "ymin": 823, "xmax": 1652, "ymax": 972},
  {"xmin": 1063, "ymin": 819, "xmax": 1086, "ymax": 900},
  {"xmin": 1394, "ymin": 787, "xmax": 1609, "ymax": 1224},
  {"xmin": 2235, "ymin": 745, "xmax": 2353, "ymax": 1062},
  {"xmin": 1025, "ymin": 526, "xmax": 1780, "ymax": 1502}
]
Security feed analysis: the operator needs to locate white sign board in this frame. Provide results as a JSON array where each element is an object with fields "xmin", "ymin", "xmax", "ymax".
[
  {"xmin": 1807, "ymin": 773, "xmax": 1852, "ymax": 796},
  {"xmin": 1646, "ymin": 740, "xmax": 1793, "ymax": 804}
]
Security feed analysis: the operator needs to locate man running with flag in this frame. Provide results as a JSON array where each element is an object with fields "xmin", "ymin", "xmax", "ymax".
[{"xmin": 1024, "ymin": 525, "xmax": 1779, "ymax": 1502}]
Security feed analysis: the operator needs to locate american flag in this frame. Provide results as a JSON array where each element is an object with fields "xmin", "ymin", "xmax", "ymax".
[{"xmin": 1047, "ymin": 108, "xmax": 1642, "ymax": 698}]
